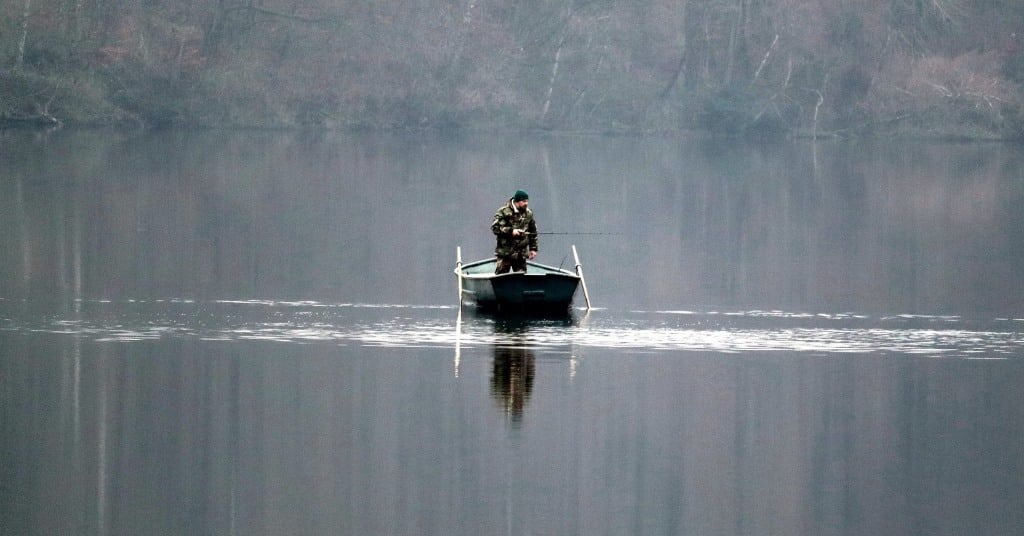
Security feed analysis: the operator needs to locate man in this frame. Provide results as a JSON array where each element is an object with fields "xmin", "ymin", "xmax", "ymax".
[{"xmin": 491, "ymin": 189, "xmax": 538, "ymax": 274}]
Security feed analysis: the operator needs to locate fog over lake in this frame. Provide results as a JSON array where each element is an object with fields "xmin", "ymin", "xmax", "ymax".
[{"xmin": 2, "ymin": 130, "xmax": 1023, "ymax": 535}]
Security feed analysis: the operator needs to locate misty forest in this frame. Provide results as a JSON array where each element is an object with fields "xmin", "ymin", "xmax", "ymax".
[{"xmin": 2, "ymin": 0, "xmax": 1024, "ymax": 138}]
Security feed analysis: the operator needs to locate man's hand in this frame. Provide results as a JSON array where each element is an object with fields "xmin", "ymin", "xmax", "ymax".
[
  {"xmin": 512, "ymin": 229, "xmax": 523, "ymax": 237},
  {"xmin": 528, "ymin": 250, "xmax": 537, "ymax": 260}
]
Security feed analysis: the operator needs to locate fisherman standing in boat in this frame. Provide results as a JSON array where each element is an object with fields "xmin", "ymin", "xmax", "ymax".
[{"xmin": 492, "ymin": 189, "xmax": 538, "ymax": 274}]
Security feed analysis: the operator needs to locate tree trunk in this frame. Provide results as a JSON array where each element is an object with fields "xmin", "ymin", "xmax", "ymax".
[
  {"xmin": 540, "ymin": 33, "xmax": 566, "ymax": 124},
  {"xmin": 701, "ymin": 13, "xmax": 711, "ymax": 85},
  {"xmin": 750, "ymin": 34, "xmax": 778, "ymax": 87},
  {"xmin": 16, "ymin": 0, "xmax": 33, "ymax": 69},
  {"xmin": 811, "ymin": 88, "xmax": 823, "ymax": 139},
  {"xmin": 660, "ymin": 0, "xmax": 690, "ymax": 97},
  {"xmin": 725, "ymin": 8, "xmax": 737, "ymax": 85}
]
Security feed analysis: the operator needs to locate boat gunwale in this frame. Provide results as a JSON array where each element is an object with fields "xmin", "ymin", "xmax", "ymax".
[{"xmin": 455, "ymin": 258, "xmax": 580, "ymax": 280}]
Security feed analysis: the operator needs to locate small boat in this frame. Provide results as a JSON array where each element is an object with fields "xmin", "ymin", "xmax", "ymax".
[{"xmin": 455, "ymin": 246, "xmax": 591, "ymax": 313}]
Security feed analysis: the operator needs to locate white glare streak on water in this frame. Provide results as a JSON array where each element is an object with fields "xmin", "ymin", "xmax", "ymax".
[{"xmin": 2, "ymin": 299, "xmax": 1023, "ymax": 358}]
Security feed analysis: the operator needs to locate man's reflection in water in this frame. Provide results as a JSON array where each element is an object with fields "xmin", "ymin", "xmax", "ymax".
[
  {"xmin": 485, "ymin": 313, "xmax": 574, "ymax": 422},
  {"xmin": 490, "ymin": 343, "xmax": 536, "ymax": 422}
]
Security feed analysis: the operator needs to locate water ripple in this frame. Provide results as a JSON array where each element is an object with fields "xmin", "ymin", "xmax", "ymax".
[{"xmin": 2, "ymin": 300, "xmax": 1023, "ymax": 358}]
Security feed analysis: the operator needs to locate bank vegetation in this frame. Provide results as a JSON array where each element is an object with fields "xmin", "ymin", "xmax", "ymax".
[{"xmin": 2, "ymin": 0, "xmax": 1023, "ymax": 139}]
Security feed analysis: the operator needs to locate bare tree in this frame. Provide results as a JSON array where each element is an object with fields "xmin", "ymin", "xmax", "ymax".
[{"xmin": 15, "ymin": 0, "xmax": 32, "ymax": 69}]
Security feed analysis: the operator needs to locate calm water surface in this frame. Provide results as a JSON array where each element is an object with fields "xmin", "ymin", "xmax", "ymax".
[{"xmin": 2, "ymin": 130, "xmax": 1023, "ymax": 535}]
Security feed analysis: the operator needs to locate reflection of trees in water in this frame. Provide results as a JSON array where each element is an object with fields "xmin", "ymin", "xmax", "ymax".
[{"xmin": 490, "ymin": 344, "xmax": 535, "ymax": 422}]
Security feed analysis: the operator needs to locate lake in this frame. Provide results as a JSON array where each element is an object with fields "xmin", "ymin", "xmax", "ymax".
[{"xmin": 2, "ymin": 129, "xmax": 1023, "ymax": 535}]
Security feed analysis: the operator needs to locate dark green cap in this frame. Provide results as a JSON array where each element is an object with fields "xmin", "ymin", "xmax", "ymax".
[{"xmin": 513, "ymin": 189, "xmax": 529, "ymax": 201}]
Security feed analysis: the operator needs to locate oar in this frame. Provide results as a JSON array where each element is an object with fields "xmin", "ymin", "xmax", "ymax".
[
  {"xmin": 456, "ymin": 246, "xmax": 464, "ymax": 310},
  {"xmin": 454, "ymin": 304, "xmax": 462, "ymax": 377},
  {"xmin": 572, "ymin": 244, "xmax": 592, "ymax": 310}
]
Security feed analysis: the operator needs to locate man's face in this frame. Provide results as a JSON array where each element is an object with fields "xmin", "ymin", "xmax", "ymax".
[{"xmin": 514, "ymin": 199, "xmax": 529, "ymax": 210}]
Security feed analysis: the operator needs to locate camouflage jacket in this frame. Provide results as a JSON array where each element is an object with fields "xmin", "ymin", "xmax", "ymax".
[{"xmin": 491, "ymin": 199, "xmax": 538, "ymax": 258}]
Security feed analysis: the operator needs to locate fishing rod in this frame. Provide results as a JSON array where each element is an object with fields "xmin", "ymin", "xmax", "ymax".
[{"xmin": 522, "ymin": 231, "xmax": 622, "ymax": 236}]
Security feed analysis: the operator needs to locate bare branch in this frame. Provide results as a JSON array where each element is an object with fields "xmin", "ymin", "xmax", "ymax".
[{"xmin": 750, "ymin": 34, "xmax": 778, "ymax": 87}]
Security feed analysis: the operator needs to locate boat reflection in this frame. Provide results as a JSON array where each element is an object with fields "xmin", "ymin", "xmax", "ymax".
[
  {"xmin": 488, "ymin": 311, "xmax": 578, "ymax": 330},
  {"xmin": 487, "ymin": 313, "xmax": 576, "ymax": 422}
]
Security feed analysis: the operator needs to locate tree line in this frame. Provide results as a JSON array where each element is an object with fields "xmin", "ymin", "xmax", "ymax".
[{"xmin": 2, "ymin": 0, "xmax": 1023, "ymax": 138}]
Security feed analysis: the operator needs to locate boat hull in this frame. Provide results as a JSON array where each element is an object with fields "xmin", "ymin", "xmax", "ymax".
[{"xmin": 457, "ymin": 258, "xmax": 580, "ymax": 312}]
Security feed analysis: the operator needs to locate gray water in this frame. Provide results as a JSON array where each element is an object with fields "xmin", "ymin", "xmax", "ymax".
[{"xmin": 2, "ymin": 130, "xmax": 1023, "ymax": 535}]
